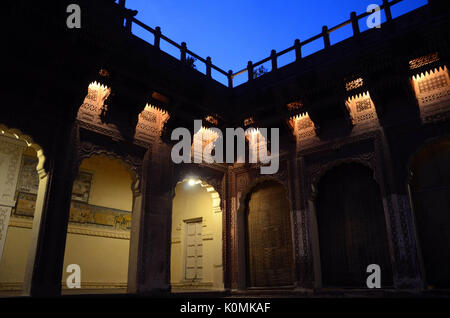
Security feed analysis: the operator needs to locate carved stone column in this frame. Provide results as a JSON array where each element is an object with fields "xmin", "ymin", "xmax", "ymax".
[
  {"xmin": 224, "ymin": 166, "xmax": 234, "ymax": 290},
  {"xmin": 127, "ymin": 177, "xmax": 143, "ymax": 293},
  {"xmin": 0, "ymin": 135, "xmax": 27, "ymax": 263},
  {"xmin": 378, "ymin": 130, "xmax": 422, "ymax": 289},
  {"xmin": 23, "ymin": 125, "xmax": 77, "ymax": 296},
  {"xmin": 294, "ymin": 156, "xmax": 315, "ymax": 290}
]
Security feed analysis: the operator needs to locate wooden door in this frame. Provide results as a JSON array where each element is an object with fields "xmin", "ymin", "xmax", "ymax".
[
  {"xmin": 246, "ymin": 182, "xmax": 294, "ymax": 287},
  {"xmin": 410, "ymin": 138, "xmax": 450, "ymax": 288},
  {"xmin": 185, "ymin": 220, "xmax": 203, "ymax": 280},
  {"xmin": 316, "ymin": 163, "xmax": 393, "ymax": 287}
]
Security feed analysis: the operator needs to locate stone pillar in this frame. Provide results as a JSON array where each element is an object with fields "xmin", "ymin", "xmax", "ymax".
[
  {"xmin": 223, "ymin": 166, "xmax": 234, "ymax": 290},
  {"xmin": 127, "ymin": 178, "xmax": 143, "ymax": 293},
  {"xmin": 23, "ymin": 125, "xmax": 76, "ymax": 296},
  {"xmin": 378, "ymin": 130, "xmax": 422, "ymax": 289},
  {"xmin": 130, "ymin": 142, "xmax": 174, "ymax": 294},
  {"xmin": 294, "ymin": 156, "xmax": 316, "ymax": 290},
  {"xmin": 0, "ymin": 135, "xmax": 27, "ymax": 263}
]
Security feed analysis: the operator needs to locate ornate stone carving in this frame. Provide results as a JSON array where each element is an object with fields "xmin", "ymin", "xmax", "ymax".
[
  {"xmin": 287, "ymin": 101, "xmax": 303, "ymax": 111},
  {"xmin": 134, "ymin": 104, "xmax": 170, "ymax": 145},
  {"xmin": 76, "ymin": 141, "xmax": 142, "ymax": 184},
  {"xmin": 345, "ymin": 92, "xmax": 379, "ymax": 127},
  {"xmin": 345, "ymin": 77, "xmax": 364, "ymax": 91},
  {"xmin": 289, "ymin": 112, "xmax": 318, "ymax": 150},
  {"xmin": 76, "ymin": 81, "xmax": 111, "ymax": 126},
  {"xmin": 411, "ymin": 66, "xmax": 450, "ymax": 122},
  {"xmin": 409, "ymin": 52, "xmax": 439, "ymax": 70},
  {"xmin": 384, "ymin": 194, "xmax": 421, "ymax": 288},
  {"xmin": 0, "ymin": 135, "xmax": 27, "ymax": 262}
]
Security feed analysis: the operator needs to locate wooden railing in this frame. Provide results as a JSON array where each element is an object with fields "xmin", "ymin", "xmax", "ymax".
[
  {"xmin": 130, "ymin": 18, "xmax": 232, "ymax": 85},
  {"xmin": 231, "ymin": 0, "xmax": 404, "ymax": 85},
  {"xmin": 118, "ymin": 0, "xmax": 421, "ymax": 88}
]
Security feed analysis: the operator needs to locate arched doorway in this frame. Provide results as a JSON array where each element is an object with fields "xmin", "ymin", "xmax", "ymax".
[
  {"xmin": 315, "ymin": 163, "xmax": 393, "ymax": 288},
  {"xmin": 0, "ymin": 126, "xmax": 46, "ymax": 296},
  {"xmin": 62, "ymin": 154, "xmax": 135, "ymax": 294},
  {"xmin": 409, "ymin": 137, "xmax": 450, "ymax": 288},
  {"xmin": 170, "ymin": 178, "xmax": 223, "ymax": 291},
  {"xmin": 245, "ymin": 180, "xmax": 294, "ymax": 288}
]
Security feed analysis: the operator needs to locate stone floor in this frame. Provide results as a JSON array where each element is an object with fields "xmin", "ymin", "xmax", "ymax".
[{"xmin": 1, "ymin": 288, "xmax": 449, "ymax": 298}]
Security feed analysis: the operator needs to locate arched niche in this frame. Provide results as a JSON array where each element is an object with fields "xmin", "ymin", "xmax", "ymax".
[
  {"xmin": 313, "ymin": 162, "xmax": 393, "ymax": 288},
  {"xmin": 62, "ymin": 153, "xmax": 137, "ymax": 294},
  {"xmin": 237, "ymin": 177, "xmax": 295, "ymax": 289},
  {"xmin": 0, "ymin": 125, "xmax": 47, "ymax": 295},
  {"xmin": 408, "ymin": 136, "xmax": 450, "ymax": 288},
  {"xmin": 170, "ymin": 178, "xmax": 224, "ymax": 291}
]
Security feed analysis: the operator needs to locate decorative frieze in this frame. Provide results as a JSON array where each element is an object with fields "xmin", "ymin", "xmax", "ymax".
[
  {"xmin": 204, "ymin": 115, "xmax": 218, "ymax": 126},
  {"xmin": 243, "ymin": 117, "xmax": 255, "ymax": 126},
  {"xmin": 409, "ymin": 52, "xmax": 439, "ymax": 70},
  {"xmin": 287, "ymin": 101, "xmax": 303, "ymax": 111},
  {"xmin": 345, "ymin": 77, "xmax": 363, "ymax": 91}
]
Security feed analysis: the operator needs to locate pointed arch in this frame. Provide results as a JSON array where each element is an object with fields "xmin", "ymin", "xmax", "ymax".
[
  {"xmin": 170, "ymin": 177, "xmax": 224, "ymax": 291},
  {"xmin": 407, "ymin": 135, "xmax": 450, "ymax": 288},
  {"xmin": 236, "ymin": 177, "xmax": 295, "ymax": 288}
]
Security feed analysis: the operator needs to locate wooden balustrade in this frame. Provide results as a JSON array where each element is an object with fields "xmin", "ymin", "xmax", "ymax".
[{"xmin": 117, "ymin": 0, "xmax": 422, "ymax": 88}]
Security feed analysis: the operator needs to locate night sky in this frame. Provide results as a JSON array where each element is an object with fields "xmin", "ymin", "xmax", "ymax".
[{"xmin": 126, "ymin": 0, "xmax": 428, "ymax": 86}]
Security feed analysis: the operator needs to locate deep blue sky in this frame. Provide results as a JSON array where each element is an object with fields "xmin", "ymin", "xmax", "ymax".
[{"xmin": 127, "ymin": 0, "xmax": 427, "ymax": 85}]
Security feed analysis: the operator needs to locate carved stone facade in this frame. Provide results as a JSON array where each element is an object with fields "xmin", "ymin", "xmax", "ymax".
[{"xmin": 2, "ymin": 0, "xmax": 450, "ymax": 297}]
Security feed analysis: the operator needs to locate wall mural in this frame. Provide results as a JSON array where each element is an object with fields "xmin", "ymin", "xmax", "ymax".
[
  {"xmin": 12, "ymin": 160, "xmax": 131, "ymax": 232},
  {"xmin": 70, "ymin": 201, "xmax": 131, "ymax": 230},
  {"xmin": 71, "ymin": 171, "xmax": 93, "ymax": 203},
  {"xmin": 16, "ymin": 155, "xmax": 39, "ymax": 195}
]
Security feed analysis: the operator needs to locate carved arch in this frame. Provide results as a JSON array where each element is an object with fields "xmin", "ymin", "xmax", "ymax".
[
  {"xmin": 76, "ymin": 141, "xmax": 142, "ymax": 187},
  {"xmin": 235, "ymin": 176, "xmax": 296, "ymax": 288},
  {"xmin": 0, "ymin": 124, "xmax": 47, "ymax": 178},
  {"xmin": 406, "ymin": 134, "xmax": 450, "ymax": 184},
  {"xmin": 237, "ymin": 176, "xmax": 293, "ymax": 218},
  {"xmin": 173, "ymin": 163, "xmax": 226, "ymax": 212},
  {"xmin": 176, "ymin": 178, "xmax": 222, "ymax": 214},
  {"xmin": 309, "ymin": 156, "xmax": 379, "ymax": 199}
]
